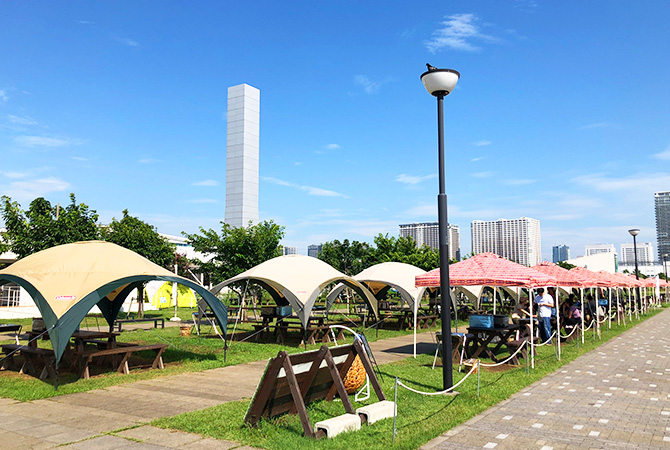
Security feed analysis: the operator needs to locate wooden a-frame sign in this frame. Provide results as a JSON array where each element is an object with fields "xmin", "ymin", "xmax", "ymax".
[{"xmin": 244, "ymin": 339, "xmax": 386, "ymax": 438}]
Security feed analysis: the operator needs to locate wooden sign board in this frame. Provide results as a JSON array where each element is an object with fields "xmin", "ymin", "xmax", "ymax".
[{"xmin": 244, "ymin": 339, "xmax": 385, "ymax": 438}]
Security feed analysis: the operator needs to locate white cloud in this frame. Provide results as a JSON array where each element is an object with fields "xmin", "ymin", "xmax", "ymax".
[
  {"xmin": 472, "ymin": 171, "xmax": 493, "ymax": 178},
  {"xmin": 652, "ymin": 146, "xmax": 670, "ymax": 160},
  {"xmin": 13, "ymin": 136, "xmax": 74, "ymax": 147},
  {"xmin": 572, "ymin": 172, "xmax": 670, "ymax": 194},
  {"xmin": 471, "ymin": 157, "xmax": 484, "ymax": 162},
  {"xmin": 3, "ymin": 172, "xmax": 27, "ymax": 179},
  {"xmin": 401, "ymin": 204, "xmax": 436, "ymax": 218},
  {"xmin": 263, "ymin": 176, "xmax": 348, "ymax": 198},
  {"xmin": 579, "ymin": 122, "xmax": 613, "ymax": 130},
  {"xmin": 355, "ymin": 75, "xmax": 382, "ymax": 94},
  {"xmin": 473, "ymin": 139, "xmax": 492, "ymax": 147},
  {"xmin": 71, "ymin": 156, "xmax": 89, "ymax": 161},
  {"xmin": 396, "ymin": 173, "xmax": 436, "ymax": 184},
  {"xmin": 7, "ymin": 115, "xmax": 37, "ymax": 126},
  {"xmin": 425, "ymin": 13, "xmax": 498, "ymax": 53},
  {"xmin": 115, "ymin": 36, "xmax": 139, "ymax": 47},
  {"xmin": 189, "ymin": 198, "xmax": 218, "ymax": 204},
  {"xmin": 0, "ymin": 90, "xmax": 7, "ymax": 102},
  {"xmin": 294, "ymin": 161, "xmax": 304, "ymax": 166},
  {"xmin": 503, "ymin": 179, "xmax": 536, "ymax": 186},
  {"xmin": 138, "ymin": 158, "xmax": 159, "ymax": 164},
  {"xmin": 326, "ymin": 144, "xmax": 341, "ymax": 150},
  {"xmin": 2, "ymin": 177, "xmax": 70, "ymax": 202},
  {"xmin": 78, "ymin": 20, "xmax": 95, "ymax": 25},
  {"xmin": 192, "ymin": 179, "xmax": 219, "ymax": 187}
]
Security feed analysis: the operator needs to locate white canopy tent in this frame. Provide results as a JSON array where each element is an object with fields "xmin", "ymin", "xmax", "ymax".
[{"xmin": 210, "ymin": 255, "xmax": 379, "ymax": 328}]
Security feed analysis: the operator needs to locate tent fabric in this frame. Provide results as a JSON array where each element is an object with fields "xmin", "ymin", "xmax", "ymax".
[
  {"xmin": 569, "ymin": 267, "xmax": 612, "ymax": 287},
  {"xmin": 210, "ymin": 254, "xmax": 378, "ymax": 328},
  {"xmin": 325, "ymin": 262, "xmax": 427, "ymax": 312},
  {"xmin": 151, "ymin": 282, "xmax": 197, "ymax": 308},
  {"xmin": 0, "ymin": 241, "xmax": 228, "ymax": 364},
  {"xmin": 531, "ymin": 261, "xmax": 587, "ymax": 287},
  {"xmin": 415, "ymin": 252, "xmax": 557, "ymax": 288}
]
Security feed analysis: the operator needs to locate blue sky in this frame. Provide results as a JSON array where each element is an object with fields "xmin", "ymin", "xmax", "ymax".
[{"xmin": 1, "ymin": 1, "xmax": 669, "ymax": 261}]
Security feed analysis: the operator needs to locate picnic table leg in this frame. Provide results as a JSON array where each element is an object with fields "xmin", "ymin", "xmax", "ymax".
[
  {"xmin": 152, "ymin": 347, "xmax": 165, "ymax": 370},
  {"xmin": 116, "ymin": 352, "xmax": 131, "ymax": 375}
]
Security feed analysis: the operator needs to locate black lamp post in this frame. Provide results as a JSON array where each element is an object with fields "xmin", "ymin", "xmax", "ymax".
[
  {"xmin": 629, "ymin": 229, "xmax": 641, "ymax": 312},
  {"xmin": 421, "ymin": 64, "xmax": 460, "ymax": 390}
]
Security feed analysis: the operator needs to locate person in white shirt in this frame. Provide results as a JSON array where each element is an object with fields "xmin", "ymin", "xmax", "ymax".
[{"xmin": 534, "ymin": 287, "xmax": 554, "ymax": 343}]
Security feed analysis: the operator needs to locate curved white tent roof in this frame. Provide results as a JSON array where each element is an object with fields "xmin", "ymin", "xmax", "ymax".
[
  {"xmin": 210, "ymin": 255, "xmax": 378, "ymax": 327},
  {"xmin": 326, "ymin": 262, "xmax": 427, "ymax": 311}
]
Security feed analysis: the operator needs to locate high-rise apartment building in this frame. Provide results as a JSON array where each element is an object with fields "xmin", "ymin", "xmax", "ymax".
[
  {"xmin": 552, "ymin": 245, "xmax": 570, "ymax": 263},
  {"xmin": 281, "ymin": 246, "xmax": 298, "ymax": 256},
  {"xmin": 225, "ymin": 84, "xmax": 260, "ymax": 228},
  {"xmin": 620, "ymin": 242, "xmax": 653, "ymax": 264},
  {"xmin": 398, "ymin": 222, "xmax": 460, "ymax": 260},
  {"xmin": 585, "ymin": 243, "xmax": 616, "ymax": 257},
  {"xmin": 307, "ymin": 244, "xmax": 322, "ymax": 258},
  {"xmin": 655, "ymin": 191, "xmax": 670, "ymax": 260},
  {"xmin": 471, "ymin": 217, "xmax": 541, "ymax": 266}
]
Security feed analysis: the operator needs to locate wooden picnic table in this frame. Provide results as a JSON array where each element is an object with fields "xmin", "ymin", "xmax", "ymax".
[
  {"xmin": 466, "ymin": 323, "xmax": 524, "ymax": 363},
  {"xmin": 71, "ymin": 330, "xmax": 120, "ymax": 353}
]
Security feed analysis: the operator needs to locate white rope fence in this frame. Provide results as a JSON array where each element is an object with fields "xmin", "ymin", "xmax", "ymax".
[
  {"xmin": 559, "ymin": 324, "xmax": 580, "ymax": 339},
  {"xmin": 583, "ymin": 319, "xmax": 596, "ymax": 331},
  {"xmin": 396, "ymin": 360, "xmax": 479, "ymax": 396},
  {"xmin": 530, "ymin": 331, "xmax": 557, "ymax": 347},
  {"xmin": 479, "ymin": 340, "xmax": 529, "ymax": 367}
]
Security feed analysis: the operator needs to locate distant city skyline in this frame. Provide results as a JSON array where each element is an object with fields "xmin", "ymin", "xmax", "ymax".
[{"xmin": 471, "ymin": 217, "xmax": 541, "ymax": 267}]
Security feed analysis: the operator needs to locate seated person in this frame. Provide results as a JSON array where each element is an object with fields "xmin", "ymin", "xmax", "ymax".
[
  {"xmin": 511, "ymin": 298, "xmax": 530, "ymax": 322},
  {"xmin": 564, "ymin": 298, "xmax": 581, "ymax": 326}
]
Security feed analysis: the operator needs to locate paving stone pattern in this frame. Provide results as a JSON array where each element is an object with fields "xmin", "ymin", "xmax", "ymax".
[{"xmin": 422, "ymin": 309, "xmax": 670, "ymax": 450}]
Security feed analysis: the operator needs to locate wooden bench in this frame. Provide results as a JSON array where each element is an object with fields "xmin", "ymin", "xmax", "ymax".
[
  {"xmin": 77, "ymin": 343, "xmax": 168, "ymax": 379},
  {"xmin": 415, "ymin": 314, "xmax": 439, "ymax": 329},
  {"xmin": 1, "ymin": 344, "xmax": 57, "ymax": 380},
  {"xmin": 114, "ymin": 317, "xmax": 165, "ymax": 332},
  {"xmin": 0, "ymin": 324, "xmax": 22, "ymax": 344},
  {"xmin": 84, "ymin": 339, "xmax": 135, "ymax": 350}
]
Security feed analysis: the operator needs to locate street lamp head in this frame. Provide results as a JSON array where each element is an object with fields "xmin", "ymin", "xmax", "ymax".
[
  {"xmin": 628, "ymin": 228, "xmax": 640, "ymax": 237},
  {"xmin": 421, "ymin": 64, "xmax": 460, "ymax": 97}
]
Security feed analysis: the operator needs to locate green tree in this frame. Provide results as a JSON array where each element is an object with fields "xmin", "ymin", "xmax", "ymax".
[
  {"xmin": 318, "ymin": 239, "xmax": 372, "ymax": 275},
  {"xmin": 184, "ymin": 220, "xmax": 285, "ymax": 285},
  {"xmin": 556, "ymin": 261, "xmax": 576, "ymax": 270},
  {"xmin": 370, "ymin": 234, "xmax": 440, "ymax": 271},
  {"xmin": 1, "ymin": 194, "xmax": 99, "ymax": 258},
  {"xmin": 101, "ymin": 209, "xmax": 176, "ymax": 269}
]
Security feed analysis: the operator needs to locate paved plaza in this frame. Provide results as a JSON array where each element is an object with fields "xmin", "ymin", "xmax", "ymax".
[
  {"xmin": 423, "ymin": 308, "xmax": 670, "ymax": 449},
  {"xmin": 2, "ymin": 311, "xmax": 670, "ymax": 449}
]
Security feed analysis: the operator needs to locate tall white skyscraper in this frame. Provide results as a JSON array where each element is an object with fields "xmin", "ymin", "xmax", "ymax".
[
  {"xmin": 620, "ymin": 242, "xmax": 653, "ymax": 264},
  {"xmin": 585, "ymin": 243, "xmax": 616, "ymax": 257},
  {"xmin": 225, "ymin": 84, "xmax": 260, "ymax": 228},
  {"xmin": 398, "ymin": 222, "xmax": 460, "ymax": 260},
  {"xmin": 471, "ymin": 217, "xmax": 541, "ymax": 266}
]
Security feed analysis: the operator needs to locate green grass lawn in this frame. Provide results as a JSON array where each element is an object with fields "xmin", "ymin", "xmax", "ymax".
[
  {"xmin": 152, "ymin": 307, "xmax": 667, "ymax": 450},
  {"xmin": 0, "ymin": 308, "xmax": 454, "ymax": 401}
]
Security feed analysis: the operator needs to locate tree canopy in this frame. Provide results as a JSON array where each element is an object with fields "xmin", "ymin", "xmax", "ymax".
[
  {"xmin": 184, "ymin": 220, "xmax": 285, "ymax": 284},
  {"xmin": 318, "ymin": 234, "xmax": 441, "ymax": 274},
  {"xmin": 101, "ymin": 209, "xmax": 176, "ymax": 269},
  {"xmin": 1, "ymin": 194, "xmax": 99, "ymax": 259}
]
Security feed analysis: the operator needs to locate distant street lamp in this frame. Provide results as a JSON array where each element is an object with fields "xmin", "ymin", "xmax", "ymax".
[
  {"xmin": 421, "ymin": 64, "xmax": 460, "ymax": 390},
  {"xmin": 629, "ymin": 228, "xmax": 641, "ymax": 312}
]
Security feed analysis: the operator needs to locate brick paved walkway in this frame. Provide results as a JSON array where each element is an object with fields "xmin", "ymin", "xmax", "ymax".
[{"xmin": 422, "ymin": 308, "xmax": 670, "ymax": 449}]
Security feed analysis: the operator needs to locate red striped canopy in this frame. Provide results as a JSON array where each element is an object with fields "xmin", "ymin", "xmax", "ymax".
[
  {"xmin": 569, "ymin": 266, "xmax": 611, "ymax": 287},
  {"xmin": 532, "ymin": 261, "xmax": 587, "ymax": 287},
  {"xmin": 415, "ymin": 252, "xmax": 557, "ymax": 288},
  {"xmin": 596, "ymin": 270, "xmax": 631, "ymax": 288}
]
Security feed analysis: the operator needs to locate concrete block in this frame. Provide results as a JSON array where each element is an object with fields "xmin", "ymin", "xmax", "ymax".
[
  {"xmin": 356, "ymin": 400, "xmax": 396, "ymax": 424},
  {"xmin": 315, "ymin": 413, "xmax": 361, "ymax": 438}
]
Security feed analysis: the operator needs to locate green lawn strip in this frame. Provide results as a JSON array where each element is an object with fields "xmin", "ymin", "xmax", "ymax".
[
  {"xmin": 0, "ymin": 310, "xmax": 450, "ymax": 401},
  {"xmin": 152, "ymin": 308, "xmax": 666, "ymax": 450}
]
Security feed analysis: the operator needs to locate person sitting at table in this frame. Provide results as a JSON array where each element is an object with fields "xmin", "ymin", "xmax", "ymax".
[
  {"xmin": 534, "ymin": 288, "xmax": 554, "ymax": 343},
  {"xmin": 560, "ymin": 294, "xmax": 576, "ymax": 319},
  {"xmin": 563, "ymin": 298, "xmax": 581, "ymax": 326},
  {"xmin": 511, "ymin": 298, "xmax": 530, "ymax": 322}
]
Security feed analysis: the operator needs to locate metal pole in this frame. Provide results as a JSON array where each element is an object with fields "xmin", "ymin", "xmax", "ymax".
[{"xmin": 436, "ymin": 94, "xmax": 454, "ymax": 390}]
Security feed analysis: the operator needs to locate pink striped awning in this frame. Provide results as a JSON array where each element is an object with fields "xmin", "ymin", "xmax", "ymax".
[
  {"xmin": 415, "ymin": 252, "xmax": 557, "ymax": 288},
  {"xmin": 569, "ymin": 266, "xmax": 611, "ymax": 287},
  {"xmin": 532, "ymin": 261, "xmax": 587, "ymax": 287}
]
